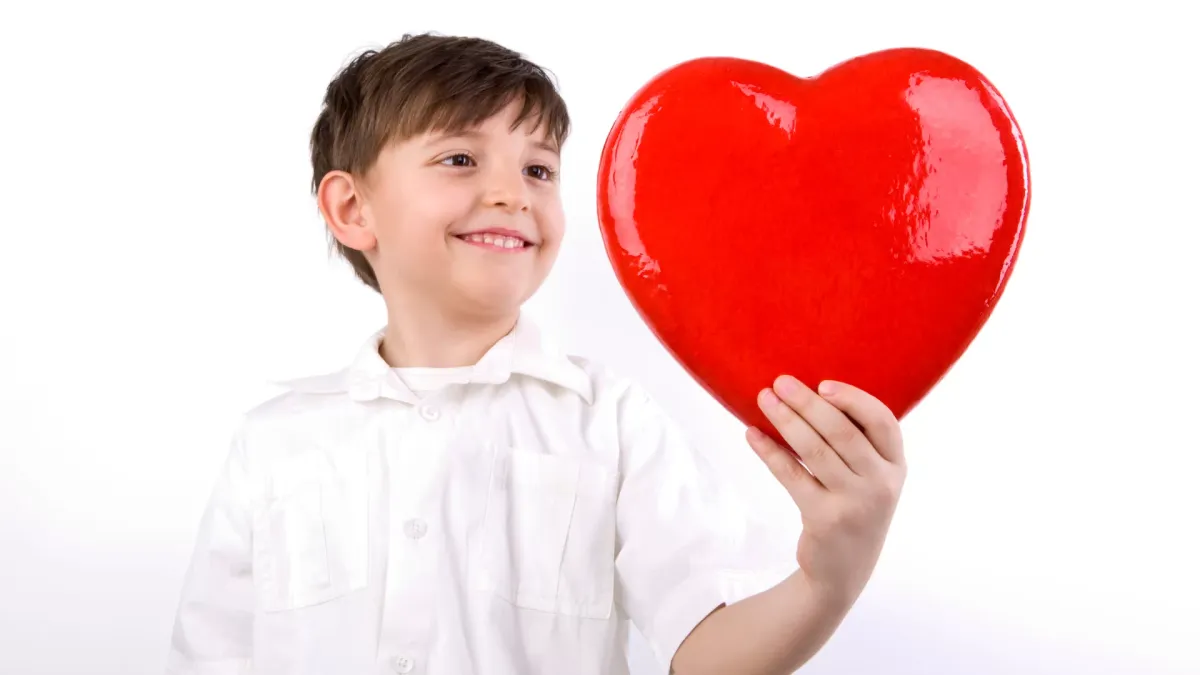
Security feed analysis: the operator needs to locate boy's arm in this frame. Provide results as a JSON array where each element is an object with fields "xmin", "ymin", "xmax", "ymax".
[
  {"xmin": 165, "ymin": 427, "xmax": 256, "ymax": 674},
  {"xmin": 615, "ymin": 376, "xmax": 904, "ymax": 675},
  {"xmin": 673, "ymin": 377, "xmax": 906, "ymax": 675},
  {"xmin": 670, "ymin": 569, "xmax": 854, "ymax": 674}
]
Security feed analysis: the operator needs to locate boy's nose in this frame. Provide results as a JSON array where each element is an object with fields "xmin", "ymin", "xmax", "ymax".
[{"xmin": 482, "ymin": 171, "xmax": 531, "ymax": 213}]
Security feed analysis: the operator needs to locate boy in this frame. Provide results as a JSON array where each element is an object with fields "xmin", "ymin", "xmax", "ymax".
[{"xmin": 166, "ymin": 33, "xmax": 906, "ymax": 675}]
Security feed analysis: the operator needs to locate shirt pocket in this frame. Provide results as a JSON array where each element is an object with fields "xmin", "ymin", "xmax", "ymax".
[
  {"xmin": 253, "ymin": 477, "xmax": 369, "ymax": 613},
  {"xmin": 471, "ymin": 447, "xmax": 618, "ymax": 619}
]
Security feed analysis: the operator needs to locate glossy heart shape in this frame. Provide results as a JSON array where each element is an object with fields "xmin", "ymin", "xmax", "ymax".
[{"xmin": 597, "ymin": 49, "xmax": 1030, "ymax": 445}]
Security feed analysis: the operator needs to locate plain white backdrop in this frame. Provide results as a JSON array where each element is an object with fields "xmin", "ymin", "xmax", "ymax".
[{"xmin": 1, "ymin": 1, "xmax": 1197, "ymax": 673}]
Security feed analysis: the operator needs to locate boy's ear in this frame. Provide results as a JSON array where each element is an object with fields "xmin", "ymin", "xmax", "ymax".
[{"xmin": 317, "ymin": 170, "xmax": 377, "ymax": 253}]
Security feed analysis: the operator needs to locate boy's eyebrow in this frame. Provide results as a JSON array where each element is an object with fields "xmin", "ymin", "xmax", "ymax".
[
  {"xmin": 425, "ymin": 129, "xmax": 484, "ymax": 144},
  {"xmin": 533, "ymin": 140, "xmax": 561, "ymax": 157},
  {"xmin": 425, "ymin": 129, "xmax": 560, "ymax": 157}
]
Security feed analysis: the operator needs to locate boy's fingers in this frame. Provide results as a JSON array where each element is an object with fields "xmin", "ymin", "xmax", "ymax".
[
  {"xmin": 818, "ymin": 381, "xmax": 905, "ymax": 467},
  {"xmin": 774, "ymin": 376, "xmax": 881, "ymax": 478},
  {"xmin": 758, "ymin": 387, "xmax": 852, "ymax": 490},
  {"xmin": 747, "ymin": 427, "xmax": 821, "ymax": 507}
]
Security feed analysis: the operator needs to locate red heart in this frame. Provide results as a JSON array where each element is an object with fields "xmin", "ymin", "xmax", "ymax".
[{"xmin": 596, "ymin": 49, "xmax": 1030, "ymax": 446}]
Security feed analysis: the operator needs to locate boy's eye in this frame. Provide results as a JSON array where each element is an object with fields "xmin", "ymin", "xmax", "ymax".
[
  {"xmin": 526, "ymin": 165, "xmax": 557, "ymax": 181},
  {"xmin": 441, "ymin": 153, "xmax": 474, "ymax": 167}
]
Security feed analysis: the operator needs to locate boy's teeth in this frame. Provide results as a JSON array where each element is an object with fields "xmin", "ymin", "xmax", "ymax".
[{"xmin": 463, "ymin": 233, "xmax": 524, "ymax": 249}]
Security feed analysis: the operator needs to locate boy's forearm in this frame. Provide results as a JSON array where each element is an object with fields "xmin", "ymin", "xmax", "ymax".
[{"xmin": 671, "ymin": 568, "xmax": 857, "ymax": 675}]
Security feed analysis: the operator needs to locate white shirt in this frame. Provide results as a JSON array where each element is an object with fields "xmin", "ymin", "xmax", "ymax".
[{"xmin": 166, "ymin": 313, "xmax": 791, "ymax": 675}]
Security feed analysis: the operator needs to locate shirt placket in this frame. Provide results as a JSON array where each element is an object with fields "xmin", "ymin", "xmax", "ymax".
[{"xmin": 375, "ymin": 394, "xmax": 455, "ymax": 675}]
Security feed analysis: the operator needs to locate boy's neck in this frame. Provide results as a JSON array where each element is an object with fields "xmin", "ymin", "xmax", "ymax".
[{"xmin": 377, "ymin": 304, "xmax": 518, "ymax": 369}]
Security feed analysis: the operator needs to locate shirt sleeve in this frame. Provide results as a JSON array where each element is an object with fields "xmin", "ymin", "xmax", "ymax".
[
  {"xmin": 613, "ymin": 384, "xmax": 796, "ymax": 672},
  {"xmin": 165, "ymin": 425, "xmax": 256, "ymax": 675}
]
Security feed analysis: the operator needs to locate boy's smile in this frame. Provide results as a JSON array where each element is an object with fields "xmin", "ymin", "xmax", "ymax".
[{"xmin": 452, "ymin": 226, "xmax": 537, "ymax": 252}]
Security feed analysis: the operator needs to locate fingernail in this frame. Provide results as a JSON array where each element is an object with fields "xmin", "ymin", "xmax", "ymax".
[
  {"xmin": 747, "ymin": 427, "xmax": 765, "ymax": 442},
  {"xmin": 818, "ymin": 380, "xmax": 838, "ymax": 396},
  {"xmin": 776, "ymin": 375, "xmax": 799, "ymax": 396},
  {"xmin": 759, "ymin": 388, "xmax": 779, "ymax": 407}
]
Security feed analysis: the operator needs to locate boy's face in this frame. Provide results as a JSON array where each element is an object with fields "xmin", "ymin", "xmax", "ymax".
[{"xmin": 357, "ymin": 99, "xmax": 565, "ymax": 319}]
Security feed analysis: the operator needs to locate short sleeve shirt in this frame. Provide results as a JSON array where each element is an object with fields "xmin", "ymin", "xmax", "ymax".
[{"xmin": 166, "ymin": 313, "xmax": 791, "ymax": 675}]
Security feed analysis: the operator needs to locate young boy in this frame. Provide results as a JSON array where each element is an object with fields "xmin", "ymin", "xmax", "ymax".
[{"xmin": 166, "ymin": 33, "xmax": 907, "ymax": 675}]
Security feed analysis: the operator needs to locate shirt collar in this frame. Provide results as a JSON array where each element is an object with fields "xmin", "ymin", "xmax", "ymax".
[{"xmin": 273, "ymin": 312, "xmax": 593, "ymax": 405}]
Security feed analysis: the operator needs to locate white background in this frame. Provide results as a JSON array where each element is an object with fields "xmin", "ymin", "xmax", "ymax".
[{"xmin": 1, "ymin": 1, "xmax": 1197, "ymax": 673}]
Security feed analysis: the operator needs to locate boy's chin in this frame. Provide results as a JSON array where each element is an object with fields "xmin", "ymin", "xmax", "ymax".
[{"xmin": 455, "ymin": 282, "xmax": 536, "ymax": 316}]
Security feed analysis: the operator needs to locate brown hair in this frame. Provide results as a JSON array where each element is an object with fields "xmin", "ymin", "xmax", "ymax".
[{"xmin": 309, "ymin": 33, "xmax": 571, "ymax": 292}]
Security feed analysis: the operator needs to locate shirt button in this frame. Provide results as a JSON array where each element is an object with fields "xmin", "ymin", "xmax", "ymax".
[
  {"xmin": 392, "ymin": 656, "xmax": 414, "ymax": 673},
  {"xmin": 418, "ymin": 404, "xmax": 440, "ymax": 421},
  {"xmin": 403, "ymin": 518, "xmax": 428, "ymax": 539}
]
